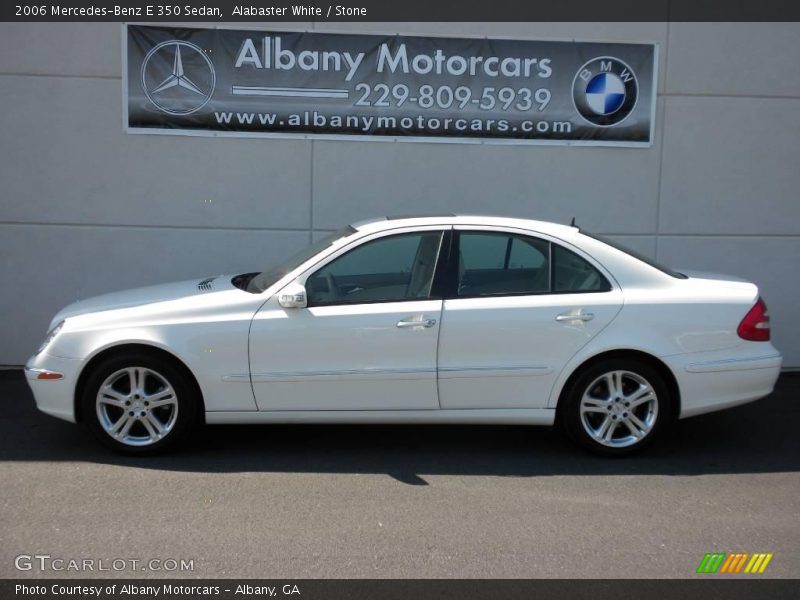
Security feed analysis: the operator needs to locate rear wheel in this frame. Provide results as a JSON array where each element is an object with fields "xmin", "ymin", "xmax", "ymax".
[
  {"xmin": 560, "ymin": 358, "xmax": 672, "ymax": 456},
  {"xmin": 81, "ymin": 352, "xmax": 198, "ymax": 454}
]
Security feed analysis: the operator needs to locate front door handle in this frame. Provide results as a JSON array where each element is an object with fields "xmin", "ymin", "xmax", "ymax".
[
  {"xmin": 397, "ymin": 318, "xmax": 437, "ymax": 328},
  {"xmin": 555, "ymin": 312, "xmax": 594, "ymax": 322}
]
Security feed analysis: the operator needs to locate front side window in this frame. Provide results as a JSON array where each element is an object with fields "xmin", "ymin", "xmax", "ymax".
[
  {"xmin": 306, "ymin": 231, "xmax": 444, "ymax": 306},
  {"xmin": 457, "ymin": 232, "xmax": 550, "ymax": 296}
]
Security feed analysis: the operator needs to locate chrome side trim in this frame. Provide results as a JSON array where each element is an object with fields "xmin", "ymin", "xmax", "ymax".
[
  {"xmin": 247, "ymin": 367, "xmax": 437, "ymax": 383},
  {"xmin": 221, "ymin": 374, "xmax": 251, "ymax": 382},
  {"xmin": 226, "ymin": 365, "xmax": 553, "ymax": 383},
  {"xmin": 439, "ymin": 365, "xmax": 553, "ymax": 378},
  {"xmin": 685, "ymin": 353, "xmax": 782, "ymax": 374}
]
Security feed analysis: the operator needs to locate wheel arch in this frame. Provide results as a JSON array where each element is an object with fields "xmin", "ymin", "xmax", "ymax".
[
  {"xmin": 74, "ymin": 342, "xmax": 206, "ymax": 424},
  {"xmin": 553, "ymin": 349, "xmax": 681, "ymax": 420}
]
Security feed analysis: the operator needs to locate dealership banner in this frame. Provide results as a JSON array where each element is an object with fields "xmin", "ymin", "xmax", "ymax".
[{"xmin": 125, "ymin": 25, "xmax": 657, "ymax": 146}]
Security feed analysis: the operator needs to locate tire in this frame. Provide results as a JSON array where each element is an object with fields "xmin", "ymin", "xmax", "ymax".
[
  {"xmin": 560, "ymin": 358, "xmax": 673, "ymax": 456},
  {"xmin": 81, "ymin": 351, "xmax": 199, "ymax": 455}
]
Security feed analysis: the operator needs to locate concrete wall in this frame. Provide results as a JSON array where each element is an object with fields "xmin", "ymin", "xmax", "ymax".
[{"xmin": 1, "ymin": 22, "xmax": 798, "ymax": 366}]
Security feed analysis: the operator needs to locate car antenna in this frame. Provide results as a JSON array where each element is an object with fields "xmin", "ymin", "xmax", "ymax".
[{"xmin": 570, "ymin": 217, "xmax": 576, "ymax": 227}]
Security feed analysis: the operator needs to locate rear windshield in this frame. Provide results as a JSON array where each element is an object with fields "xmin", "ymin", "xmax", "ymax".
[{"xmin": 584, "ymin": 232, "xmax": 687, "ymax": 279}]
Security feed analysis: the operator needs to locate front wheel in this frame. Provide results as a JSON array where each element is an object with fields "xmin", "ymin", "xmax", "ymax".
[
  {"xmin": 560, "ymin": 359, "xmax": 673, "ymax": 456},
  {"xmin": 81, "ymin": 352, "xmax": 199, "ymax": 455}
]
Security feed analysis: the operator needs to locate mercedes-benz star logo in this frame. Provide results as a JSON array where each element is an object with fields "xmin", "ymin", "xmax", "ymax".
[{"xmin": 140, "ymin": 40, "xmax": 215, "ymax": 116}]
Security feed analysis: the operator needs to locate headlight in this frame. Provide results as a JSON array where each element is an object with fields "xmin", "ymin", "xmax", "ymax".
[{"xmin": 36, "ymin": 320, "xmax": 64, "ymax": 355}]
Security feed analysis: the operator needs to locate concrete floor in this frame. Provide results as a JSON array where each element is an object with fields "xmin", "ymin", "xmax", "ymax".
[{"xmin": 1, "ymin": 371, "xmax": 797, "ymax": 579}]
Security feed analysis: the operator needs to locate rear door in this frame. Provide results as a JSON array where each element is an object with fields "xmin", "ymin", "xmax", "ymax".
[{"xmin": 437, "ymin": 227, "xmax": 623, "ymax": 409}]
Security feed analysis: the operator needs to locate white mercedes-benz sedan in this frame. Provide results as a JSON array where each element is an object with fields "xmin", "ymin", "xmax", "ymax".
[{"xmin": 25, "ymin": 215, "xmax": 781, "ymax": 455}]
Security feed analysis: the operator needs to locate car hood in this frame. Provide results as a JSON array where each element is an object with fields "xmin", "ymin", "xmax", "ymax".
[{"xmin": 50, "ymin": 275, "xmax": 236, "ymax": 327}]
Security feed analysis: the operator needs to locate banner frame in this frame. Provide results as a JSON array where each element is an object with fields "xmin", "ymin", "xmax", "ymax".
[{"xmin": 121, "ymin": 23, "xmax": 659, "ymax": 148}]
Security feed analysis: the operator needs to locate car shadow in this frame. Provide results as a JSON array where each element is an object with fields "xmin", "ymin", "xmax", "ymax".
[{"xmin": 1, "ymin": 370, "xmax": 797, "ymax": 483}]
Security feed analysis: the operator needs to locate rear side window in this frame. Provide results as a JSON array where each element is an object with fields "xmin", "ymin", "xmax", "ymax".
[
  {"xmin": 553, "ymin": 244, "xmax": 611, "ymax": 292},
  {"xmin": 455, "ymin": 231, "xmax": 611, "ymax": 297},
  {"xmin": 457, "ymin": 232, "xmax": 550, "ymax": 296}
]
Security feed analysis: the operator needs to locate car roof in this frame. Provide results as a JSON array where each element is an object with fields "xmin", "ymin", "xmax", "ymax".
[
  {"xmin": 347, "ymin": 215, "xmax": 690, "ymax": 288},
  {"xmin": 350, "ymin": 214, "xmax": 580, "ymax": 239}
]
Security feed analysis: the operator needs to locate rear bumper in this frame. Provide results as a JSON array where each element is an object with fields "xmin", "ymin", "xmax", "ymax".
[
  {"xmin": 24, "ymin": 353, "xmax": 82, "ymax": 423},
  {"xmin": 669, "ymin": 351, "xmax": 782, "ymax": 418}
]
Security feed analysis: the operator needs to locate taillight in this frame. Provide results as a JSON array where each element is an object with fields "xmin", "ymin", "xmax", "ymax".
[{"xmin": 738, "ymin": 297, "xmax": 771, "ymax": 341}]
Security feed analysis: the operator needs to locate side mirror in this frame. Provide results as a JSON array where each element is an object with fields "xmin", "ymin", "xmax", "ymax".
[{"xmin": 278, "ymin": 281, "xmax": 307, "ymax": 309}]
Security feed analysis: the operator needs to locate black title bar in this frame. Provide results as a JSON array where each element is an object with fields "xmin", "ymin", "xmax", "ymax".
[
  {"xmin": 2, "ymin": 0, "xmax": 800, "ymax": 22},
  {"xmin": 4, "ymin": 580, "xmax": 800, "ymax": 600}
]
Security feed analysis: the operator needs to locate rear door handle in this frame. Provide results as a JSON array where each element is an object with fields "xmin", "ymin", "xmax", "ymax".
[
  {"xmin": 556, "ymin": 312, "xmax": 594, "ymax": 322},
  {"xmin": 397, "ymin": 318, "xmax": 437, "ymax": 328}
]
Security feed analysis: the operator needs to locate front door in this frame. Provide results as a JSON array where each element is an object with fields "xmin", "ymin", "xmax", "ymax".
[{"xmin": 249, "ymin": 228, "xmax": 447, "ymax": 411}]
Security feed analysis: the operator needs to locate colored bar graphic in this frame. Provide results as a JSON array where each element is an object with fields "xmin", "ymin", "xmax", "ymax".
[
  {"xmin": 698, "ymin": 552, "xmax": 773, "ymax": 574},
  {"xmin": 697, "ymin": 553, "xmax": 726, "ymax": 574},
  {"xmin": 744, "ymin": 553, "xmax": 774, "ymax": 574},
  {"xmin": 734, "ymin": 553, "xmax": 750, "ymax": 573},
  {"xmin": 720, "ymin": 553, "xmax": 736, "ymax": 573},
  {"xmin": 720, "ymin": 553, "xmax": 749, "ymax": 573}
]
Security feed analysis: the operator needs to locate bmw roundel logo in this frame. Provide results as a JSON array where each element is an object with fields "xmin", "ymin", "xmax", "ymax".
[{"xmin": 572, "ymin": 56, "xmax": 639, "ymax": 127}]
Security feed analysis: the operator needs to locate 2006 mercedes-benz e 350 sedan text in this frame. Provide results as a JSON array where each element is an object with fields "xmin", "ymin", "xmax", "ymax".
[{"xmin": 26, "ymin": 216, "xmax": 782, "ymax": 455}]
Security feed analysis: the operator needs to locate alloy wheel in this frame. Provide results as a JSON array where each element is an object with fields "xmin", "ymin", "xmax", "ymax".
[
  {"xmin": 95, "ymin": 367, "xmax": 179, "ymax": 447},
  {"xmin": 578, "ymin": 369, "xmax": 659, "ymax": 448}
]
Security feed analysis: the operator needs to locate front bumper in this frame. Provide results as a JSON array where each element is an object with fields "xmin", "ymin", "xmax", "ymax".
[{"xmin": 24, "ymin": 353, "xmax": 83, "ymax": 423}]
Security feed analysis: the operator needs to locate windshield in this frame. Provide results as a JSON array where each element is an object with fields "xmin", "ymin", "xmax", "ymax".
[
  {"xmin": 245, "ymin": 226, "xmax": 356, "ymax": 293},
  {"xmin": 584, "ymin": 231, "xmax": 687, "ymax": 279}
]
